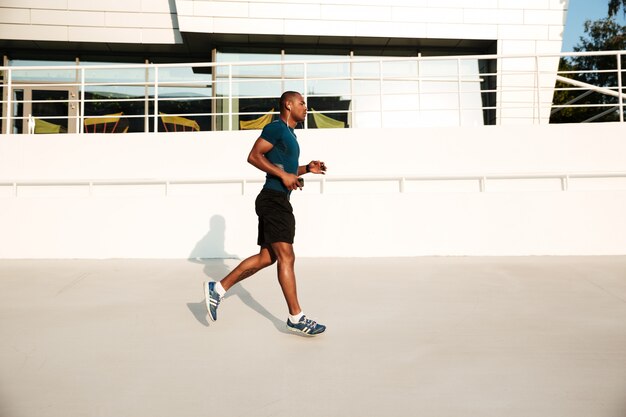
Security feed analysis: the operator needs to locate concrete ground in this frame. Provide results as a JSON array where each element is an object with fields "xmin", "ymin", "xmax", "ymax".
[{"xmin": 0, "ymin": 257, "xmax": 625, "ymax": 417}]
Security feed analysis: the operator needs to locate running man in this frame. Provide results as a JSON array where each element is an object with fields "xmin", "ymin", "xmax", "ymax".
[{"xmin": 204, "ymin": 91, "xmax": 327, "ymax": 336}]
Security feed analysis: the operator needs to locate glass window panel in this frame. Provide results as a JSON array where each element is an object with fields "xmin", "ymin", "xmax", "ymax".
[
  {"xmin": 155, "ymin": 66, "xmax": 212, "ymax": 83},
  {"xmin": 32, "ymin": 90, "xmax": 69, "ymax": 133},
  {"xmin": 217, "ymin": 79, "xmax": 283, "ymax": 98},
  {"xmin": 307, "ymin": 61, "xmax": 350, "ymax": 79},
  {"xmin": 352, "ymin": 61, "xmax": 380, "ymax": 78},
  {"xmin": 282, "ymin": 63, "xmax": 304, "ymax": 79},
  {"xmin": 351, "ymin": 94, "xmax": 380, "ymax": 112},
  {"xmin": 459, "ymin": 59, "xmax": 480, "ymax": 77},
  {"xmin": 84, "ymin": 67, "xmax": 148, "ymax": 84},
  {"xmin": 284, "ymin": 54, "xmax": 349, "ymax": 78},
  {"xmin": 419, "ymin": 60, "xmax": 458, "ymax": 78},
  {"xmin": 382, "ymin": 110, "xmax": 422, "ymax": 128},
  {"xmin": 352, "ymin": 111, "xmax": 380, "ymax": 128},
  {"xmin": 382, "ymin": 60, "xmax": 418, "ymax": 78},
  {"xmin": 419, "ymin": 110, "xmax": 459, "ymax": 127},
  {"xmin": 9, "ymin": 60, "xmax": 76, "ymax": 82},
  {"xmin": 459, "ymin": 93, "xmax": 483, "ymax": 111},
  {"xmin": 158, "ymin": 86, "xmax": 212, "ymax": 99},
  {"xmin": 383, "ymin": 80, "xmax": 419, "ymax": 95},
  {"xmin": 419, "ymin": 91, "xmax": 458, "ymax": 110},
  {"xmin": 11, "ymin": 89, "xmax": 24, "ymax": 134},
  {"xmin": 308, "ymin": 111, "xmax": 348, "ymax": 129},
  {"xmin": 216, "ymin": 53, "xmax": 280, "ymax": 77},
  {"xmin": 308, "ymin": 79, "xmax": 351, "ymax": 97},
  {"xmin": 283, "ymin": 80, "xmax": 305, "ymax": 94},
  {"xmin": 156, "ymin": 99, "xmax": 210, "ymax": 132},
  {"xmin": 421, "ymin": 81, "xmax": 457, "ymax": 93},
  {"xmin": 353, "ymin": 80, "xmax": 380, "ymax": 95},
  {"xmin": 382, "ymin": 95, "xmax": 419, "ymax": 112}
]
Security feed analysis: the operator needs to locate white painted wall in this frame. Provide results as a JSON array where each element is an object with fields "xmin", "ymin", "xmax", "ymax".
[
  {"xmin": 2, "ymin": 122, "xmax": 625, "ymax": 259},
  {"xmin": 0, "ymin": 0, "xmax": 180, "ymax": 43}
]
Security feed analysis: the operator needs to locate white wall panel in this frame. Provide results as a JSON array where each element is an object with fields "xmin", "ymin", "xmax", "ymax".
[
  {"xmin": 175, "ymin": 0, "xmax": 195, "ymax": 15},
  {"xmin": 31, "ymin": 9, "xmax": 106, "ymax": 27},
  {"xmin": 68, "ymin": 0, "xmax": 142, "ymax": 12},
  {"xmin": 177, "ymin": 15, "xmax": 213, "ymax": 32},
  {"xmin": 283, "ymin": 18, "xmax": 355, "ymax": 36},
  {"xmin": 68, "ymin": 26, "xmax": 142, "ymax": 43},
  {"xmin": 0, "ymin": 0, "xmax": 67, "ymax": 9},
  {"xmin": 550, "ymin": 0, "xmax": 569, "ymax": 9},
  {"xmin": 193, "ymin": 1, "xmax": 249, "ymax": 17},
  {"xmin": 394, "ymin": 0, "xmax": 429, "ymax": 5},
  {"xmin": 102, "ymin": 12, "xmax": 177, "ymax": 29},
  {"xmin": 392, "ymin": 7, "xmax": 463, "ymax": 23},
  {"xmin": 1, "ymin": 123, "xmax": 625, "ymax": 258},
  {"xmin": 320, "ymin": 4, "xmax": 391, "ymax": 21},
  {"xmin": 142, "ymin": 27, "xmax": 183, "ymax": 43},
  {"xmin": 464, "ymin": 9, "xmax": 523, "ymax": 25},
  {"xmin": 141, "ymin": 0, "xmax": 174, "ymax": 13},
  {"xmin": 500, "ymin": 56, "xmax": 536, "ymax": 71},
  {"xmin": 248, "ymin": 2, "xmax": 321, "ymax": 19},
  {"xmin": 212, "ymin": 17, "xmax": 281, "ymax": 34},
  {"xmin": 536, "ymin": 40, "xmax": 563, "ymax": 54},
  {"xmin": 499, "ymin": 40, "xmax": 536, "ymax": 54},
  {"xmin": 0, "ymin": 8, "xmax": 31, "ymax": 24},
  {"xmin": 431, "ymin": 0, "xmax": 498, "ymax": 7},
  {"xmin": 427, "ymin": 23, "xmax": 498, "ymax": 39},
  {"xmin": 524, "ymin": 9, "xmax": 566, "ymax": 25},
  {"xmin": 353, "ymin": 21, "xmax": 427, "ymax": 38},
  {"xmin": 549, "ymin": 24, "xmax": 566, "ymax": 41},
  {"xmin": 0, "ymin": 23, "xmax": 68, "ymax": 41},
  {"xmin": 498, "ymin": 0, "xmax": 550, "ymax": 9},
  {"xmin": 498, "ymin": 24, "xmax": 550, "ymax": 40}
]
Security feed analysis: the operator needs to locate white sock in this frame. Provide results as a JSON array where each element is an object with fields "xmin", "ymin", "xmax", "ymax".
[
  {"xmin": 215, "ymin": 282, "xmax": 226, "ymax": 298},
  {"xmin": 289, "ymin": 311, "xmax": 304, "ymax": 323}
]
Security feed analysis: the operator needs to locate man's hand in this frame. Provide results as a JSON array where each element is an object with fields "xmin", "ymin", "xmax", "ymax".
[
  {"xmin": 307, "ymin": 160, "xmax": 327, "ymax": 175},
  {"xmin": 282, "ymin": 172, "xmax": 303, "ymax": 190}
]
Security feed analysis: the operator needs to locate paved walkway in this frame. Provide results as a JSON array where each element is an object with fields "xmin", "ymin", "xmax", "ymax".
[{"xmin": 1, "ymin": 257, "xmax": 625, "ymax": 417}]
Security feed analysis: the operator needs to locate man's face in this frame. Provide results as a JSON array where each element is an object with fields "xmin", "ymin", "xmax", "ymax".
[{"xmin": 289, "ymin": 94, "xmax": 307, "ymax": 123}]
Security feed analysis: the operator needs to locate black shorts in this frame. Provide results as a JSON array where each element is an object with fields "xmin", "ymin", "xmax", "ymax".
[{"xmin": 255, "ymin": 189, "xmax": 296, "ymax": 246}]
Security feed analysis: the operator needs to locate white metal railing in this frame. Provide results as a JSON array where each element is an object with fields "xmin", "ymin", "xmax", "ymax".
[
  {"xmin": 0, "ymin": 50, "xmax": 624, "ymax": 134},
  {"xmin": 3, "ymin": 172, "xmax": 626, "ymax": 197}
]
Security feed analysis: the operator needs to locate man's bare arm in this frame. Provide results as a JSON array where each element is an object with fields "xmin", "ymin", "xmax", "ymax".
[{"xmin": 247, "ymin": 137, "xmax": 301, "ymax": 190}]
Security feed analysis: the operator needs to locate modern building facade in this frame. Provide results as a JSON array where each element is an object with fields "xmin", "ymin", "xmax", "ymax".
[
  {"xmin": 1, "ymin": 0, "xmax": 570, "ymax": 132},
  {"xmin": 1, "ymin": 0, "xmax": 626, "ymax": 259}
]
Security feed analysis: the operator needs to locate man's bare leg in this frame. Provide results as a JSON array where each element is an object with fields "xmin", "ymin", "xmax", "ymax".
[
  {"xmin": 270, "ymin": 241, "xmax": 326, "ymax": 335},
  {"xmin": 269, "ymin": 241, "xmax": 301, "ymax": 316},
  {"xmin": 219, "ymin": 246, "xmax": 275, "ymax": 291},
  {"xmin": 205, "ymin": 246, "xmax": 275, "ymax": 321}
]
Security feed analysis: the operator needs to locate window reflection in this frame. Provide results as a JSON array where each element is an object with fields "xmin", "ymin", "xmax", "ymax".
[
  {"xmin": 81, "ymin": 63, "xmax": 212, "ymax": 132},
  {"xmin": 3, "ymin": 52, "xmax": 492, "ymax": 134}
]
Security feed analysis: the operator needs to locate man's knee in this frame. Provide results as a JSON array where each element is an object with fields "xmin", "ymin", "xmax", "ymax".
[
  {"xmin": 262, "ymin": 256, "xmax": 277, "ymax": 268},
  {"xmin": 270, "ymin": 242, "xmax": 295, "ymax": 264}
]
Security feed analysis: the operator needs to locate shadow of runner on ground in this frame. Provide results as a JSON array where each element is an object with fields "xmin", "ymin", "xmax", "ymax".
[{"xmin": 187, "ymin": 215, "xmax": 289, "ymax": 334}]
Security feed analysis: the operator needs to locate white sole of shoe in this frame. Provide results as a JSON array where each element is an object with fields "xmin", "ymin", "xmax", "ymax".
[{"xmin": 286, "ymin": 324, "xmax": 324, "ymax": 337}]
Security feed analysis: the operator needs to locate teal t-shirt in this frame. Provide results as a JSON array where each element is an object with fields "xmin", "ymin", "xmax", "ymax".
[{"xmin": 260, "ymin": 120, "xmax": 300, "ymax": 194}]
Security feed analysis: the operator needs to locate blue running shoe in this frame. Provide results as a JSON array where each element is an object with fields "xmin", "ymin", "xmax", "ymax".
[
  {"xmin": 286, "ymin": 315, "xmax": 326, "ymax": 336},
  {"xmin": 204, "ymin": 281, "xmax": 221, "ymax": 322}
]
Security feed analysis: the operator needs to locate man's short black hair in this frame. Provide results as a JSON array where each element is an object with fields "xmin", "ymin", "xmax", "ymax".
[{"xmin": 280, "ymin": 91, "xmax": 301, "ymax": 110}]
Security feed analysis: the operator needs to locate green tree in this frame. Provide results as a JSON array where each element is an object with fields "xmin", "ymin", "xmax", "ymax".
[
  {"xmin": 608, "ymin": 0, "xmax": 626, "ymax": 17},
  {"xmin": 550, "ymin": 15, "xmax": 626, "ymax": 123}
]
